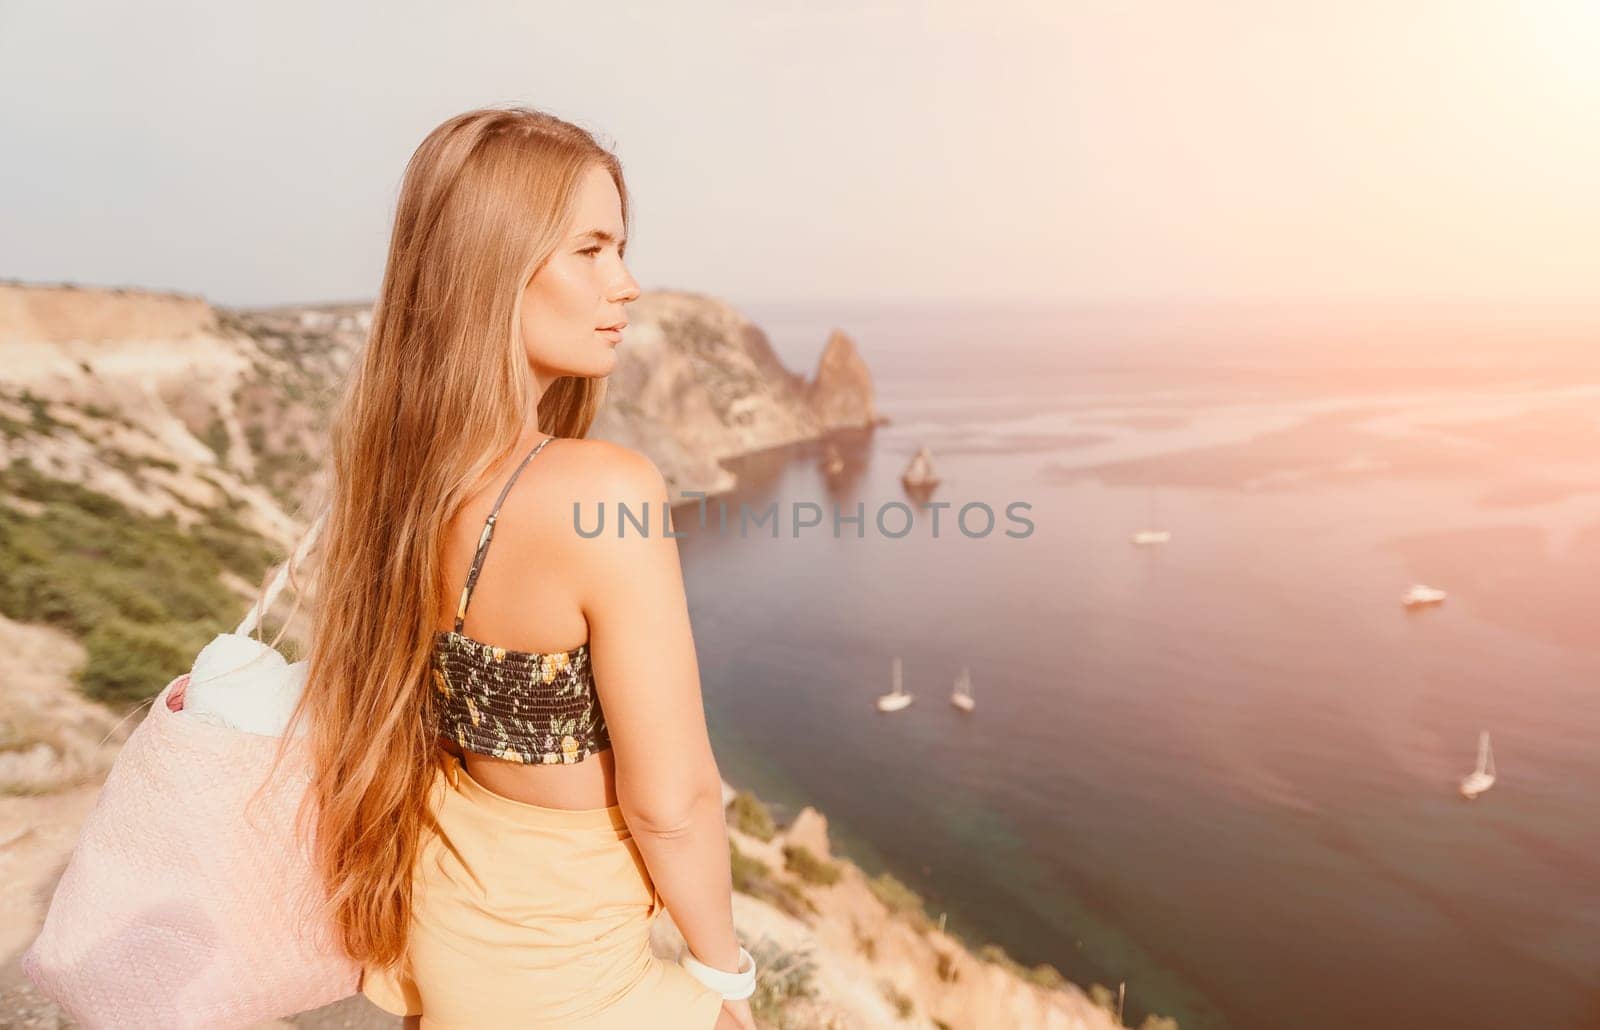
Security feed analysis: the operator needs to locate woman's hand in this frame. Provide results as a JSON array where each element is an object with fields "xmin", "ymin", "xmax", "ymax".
[{"xmin": 715, "ymin": 997, "xmax": 757, "ymax": 1029}]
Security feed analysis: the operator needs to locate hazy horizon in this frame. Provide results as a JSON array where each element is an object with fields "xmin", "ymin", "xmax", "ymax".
[{"xmin": 10, "ymin": 278, "xmax": 1600, "ymax": 320}]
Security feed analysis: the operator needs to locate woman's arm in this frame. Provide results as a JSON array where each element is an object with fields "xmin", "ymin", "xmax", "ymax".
[{"xmin": 575, "ymin": 443, "xmax": 742, "ymax": 974}]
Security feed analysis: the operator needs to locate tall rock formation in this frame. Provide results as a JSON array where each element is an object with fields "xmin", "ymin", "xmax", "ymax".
[
  {"xmin": 805, "ymin": 328, "xmax": 881, "ymax": 431},
  {"xmin": 584, "ymin": 290, "xmax": 884, "ymax": 496}
]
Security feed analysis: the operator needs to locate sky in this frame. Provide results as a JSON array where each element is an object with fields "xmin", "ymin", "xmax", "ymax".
[{"xmin": 1, "ymin": 0, "xmax": 1596, "ymax": 309}]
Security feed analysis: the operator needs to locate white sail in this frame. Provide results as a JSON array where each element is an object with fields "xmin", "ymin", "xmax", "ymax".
[
  {"xmin": 904, "ymin": 446, "xmax": 939, "ymax": 486},
  {"xmin": 1403, "ymin": 584, "xmax": 1447, "ymax": 607},
  {"xmin": 1459, "ymin": 729, "xmax": 1496, "ymax": 798},
  {"xmin": 878, "ymin": 655, "xmax": 913, "ymax": 711},
  {"xmin": 1131, "ymin": 488, "xmax": 1170, "ymax": 545},
  {"xmin": 950, "ymin": 665, "xmax": 975, "ymax": 711}
]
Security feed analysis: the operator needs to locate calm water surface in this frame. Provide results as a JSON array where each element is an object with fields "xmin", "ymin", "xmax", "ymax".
[{"xmin": 675, "ymin": 301, "xmax": 1600, "ymax": 1030}]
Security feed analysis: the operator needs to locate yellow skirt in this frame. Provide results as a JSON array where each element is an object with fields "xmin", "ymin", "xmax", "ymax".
[{"xmin": 359, "ymin": 751, "xmax": 724, "ymax": 1029}]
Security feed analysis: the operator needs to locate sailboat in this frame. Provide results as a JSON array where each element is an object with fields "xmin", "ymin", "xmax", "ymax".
[
  {"xmin": 1402, "ymin": 584, "xmax": 1447, "ymax": 608},
  {"xmin": 901, "ymin": 445, "xmax": 940, "ymax": 492},
  {"xmin": 950, "ymin": 665, "xmax": 975, "ymax": 712},
  {"xmin": 818, "ymin": 442, "xmax": 844, "ymax": 475},
  {"xmin": 875, "ymin": 656, "xmax": 914, "ymax": 712},
  {"xmin": 1130, "ymin": 488, "xmax": 1170, "ymax": 545},
  {"xmin": 1459, "ymin": 730, "xmax": 1496, "ymax": 799}
]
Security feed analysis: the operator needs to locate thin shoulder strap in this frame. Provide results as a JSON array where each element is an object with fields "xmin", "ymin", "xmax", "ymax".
[{"xmin": 453, "ymin": 435, "xmax": 556, "ymax": 634}]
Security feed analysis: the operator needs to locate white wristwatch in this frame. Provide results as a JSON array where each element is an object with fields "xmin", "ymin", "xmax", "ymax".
[{"xmin": 681, "ymin": 945, "xmax": 757, "ymax": 1000}]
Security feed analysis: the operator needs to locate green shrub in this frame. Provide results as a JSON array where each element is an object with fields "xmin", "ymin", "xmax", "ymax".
[
  {"xmin": 19, "ymin": 390, "xmax": 62, "ymax": 435},
  {"xmin": 977, "ymin": 940, "xmax": 1034, "ymax": 980},
  {"xmin": 729, "ymin": 839, "xmax": 772, "ymax": 894},
  {"xmin": 867, "ymin": 871, "xmax": 932, "ymax": 930},
  {"xmin": 194, "ymin": 505, "xmax": 283, "ymax": 580},
  {"xmin": 0, "ymin": 461, "xmax": 276, "ymax": 704},
  {"xmin": 81, "ymin": 617, "xmax": 215, "ymax": 705},
  {"xmin": 851, "ymin": 917, "xmax": 877, "ymax": 960},
  {"xmin": 0, "ymin": 412, "xmax": 29, "ymax": 440},
  {"xmin": 974, "ymin": 941, "xmax": 1075, "ymax": 996},
  {"xmin": 782, "ymin": 843, "xmax": 841, "ymax": 886},
  {"xmin": 729, "ymin": 790, "xmax": 776, "ymax": 841},
  {"xmin": 1026, "ymin": 963, "xmax": 1066, "ymax": 990},
  {"xmin": 1140, "ymin": 1016, "xmax": 1180, "ymax": 1030},
  {"xmin": 771, "ymin": 878, "xmax": 818, "ymax": 920},
  {"xmin": 746, "ymin": 934, "xmax": 819, "ymax": 1028},
  {"xmin": 879, "ymin": 979, "xmax": 913, "ymax": 1019},
  {"xmin": 201, "ymin": 417, "xmax": 231, "ymax": 463},
  {"xmin": 729, "ymin": 840, "xmax": 817, "ymax": 921}
]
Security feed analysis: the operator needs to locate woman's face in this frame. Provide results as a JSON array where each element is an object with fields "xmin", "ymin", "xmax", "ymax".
[{"xmin": 519, "ymin": 163, "xmax": 640, "ymax": 387}]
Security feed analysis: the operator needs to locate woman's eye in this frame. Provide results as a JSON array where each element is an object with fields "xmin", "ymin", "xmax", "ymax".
[{"xmin": 581, "ymin": 246, "xmax": 602, "ymax": 257}]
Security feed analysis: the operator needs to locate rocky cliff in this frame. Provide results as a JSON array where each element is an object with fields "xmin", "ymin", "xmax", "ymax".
[
  {"xmin": 0, "ymin": 282, "xmax": 881, "ymax": 520},
  {"xmin": 0, "ymin": 278, "xmax": 889, "ymax": 778},
  {"xmin": 589, "ymin": 289, "xmax": 883, "ymax": 497},
  {"xmin": 806, "ymin": 329, "xmax": 881, "ymax": 432}
]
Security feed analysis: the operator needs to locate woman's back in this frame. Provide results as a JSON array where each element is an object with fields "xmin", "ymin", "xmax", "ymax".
[{"xmin": 433, "ymin": 432, "xmax": 630, "ymax": 811}]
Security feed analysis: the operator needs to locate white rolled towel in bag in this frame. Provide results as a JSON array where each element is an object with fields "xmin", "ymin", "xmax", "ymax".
[
  {"xmin": 182, "ymin": 633, "xmax": 310, "ymax": 738},
  {"xmin": 180, "ymin": 519, "xmax": 321, "ymax": 738}
]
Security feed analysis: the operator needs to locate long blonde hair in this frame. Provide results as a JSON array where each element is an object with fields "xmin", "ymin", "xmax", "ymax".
[{"xmin": 273, "ymin": 106, "xmax": 631, "ymax": 969}]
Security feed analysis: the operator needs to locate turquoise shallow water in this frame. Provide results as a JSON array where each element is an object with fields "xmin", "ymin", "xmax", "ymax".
[{"xmin": 680, "ymin": 301, "xmax": 1600, "ymax": 1030}]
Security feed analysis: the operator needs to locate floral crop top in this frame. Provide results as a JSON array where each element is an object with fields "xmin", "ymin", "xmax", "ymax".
[{"xmin": 429, "ymin": 436, "xmax": 612, "ymax": 765}]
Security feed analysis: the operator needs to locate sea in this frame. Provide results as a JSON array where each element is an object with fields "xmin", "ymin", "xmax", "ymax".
[{"xmin": 672, "ymin": 298, "xmax": 1600, "ymax": 1030}]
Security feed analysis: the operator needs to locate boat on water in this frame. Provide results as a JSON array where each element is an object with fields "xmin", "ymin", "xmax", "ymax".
[
  {"xmin": 902, "ymin": 445, "xmax": 940, "ymax": 492},
  {"xmin": 876, "ymin": 656, "xmax": 914, "ymax": 712},
  {"xmin": 1402, "ymin": 584, "xmax": 1447, "ymax": 608},
  {"xmin": 1130, "ymin": 488, "xmax": 1170, "ymax": 545},
  {"xmin": 950, "ymin": 665, "xmax": 975, "ymax": 712},
  {"xmin": 819, "ymin": 442, "xmax": 844, "ymax": 475},
  {"xmin": 1459, "ymin": 730, "xmax": 1496, "ymax": 799}
]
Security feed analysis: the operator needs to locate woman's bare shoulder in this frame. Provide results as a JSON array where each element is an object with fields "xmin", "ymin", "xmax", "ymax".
[
  {"xmin": 537, "ymin": 437, "xmax": 669, "ymax": 506},
  {"xmin": 540, "ymin": 435, "xmax": 659, "ymax": 489},
  {"xmin": 498, "ymin": 437, "xmax": 670, "ymax": 546},
  {"xmin": 462, "ymin": 438, "xmax": 675, "ymax": 645}
]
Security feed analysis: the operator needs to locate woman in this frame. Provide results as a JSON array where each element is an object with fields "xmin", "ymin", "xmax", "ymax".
[{"xmin": 290, "ymin": 106, "xmax": 758, "ymax": 1029}]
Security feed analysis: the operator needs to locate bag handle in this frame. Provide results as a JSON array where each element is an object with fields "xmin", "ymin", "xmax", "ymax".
[{"xmin": 235, "ymin": 507, "xmax": 329, "ymax": 638}]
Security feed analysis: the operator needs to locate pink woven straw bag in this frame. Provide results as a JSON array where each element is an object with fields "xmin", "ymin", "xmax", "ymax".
[{"xmin": 21, "ymin": 511, "xmax": 360, "ymax": 1029}]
